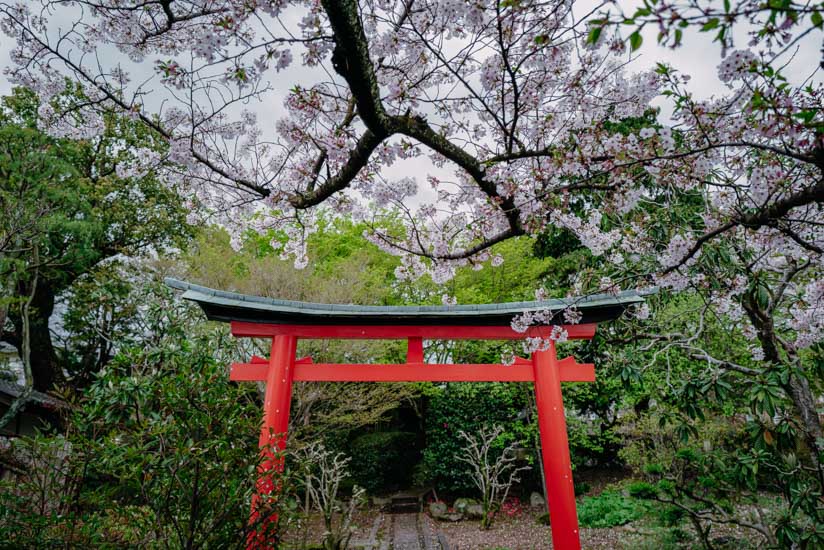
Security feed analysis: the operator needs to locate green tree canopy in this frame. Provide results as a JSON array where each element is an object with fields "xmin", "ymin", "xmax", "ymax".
[{"xmin": 0, "ymin": 87, "xmax": 190, "ymax": 391}]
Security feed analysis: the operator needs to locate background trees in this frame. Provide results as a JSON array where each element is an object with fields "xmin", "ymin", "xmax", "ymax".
[{"xmin": 0, "ymin": 87, "xmax": 190, "ymax": 392}]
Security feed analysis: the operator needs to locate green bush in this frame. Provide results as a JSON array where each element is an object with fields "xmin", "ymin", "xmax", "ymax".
[
  {"xmin": 628, "ymin": 481, "xmax": 658, "ymax": 500},
  {"xmin": 577, "ymin": 490, "xmax": 649, "ymax": 528},
  {"xmin": 421, "ymin": 383, "xmax": 536, "ymax": 494},
  {"xmin": 349, "ymin": 431, "xmax": 418, "ymax": 493},
  {"xmin": 0, "ymin": 288, "xmax": 298, "ymax": 548}
]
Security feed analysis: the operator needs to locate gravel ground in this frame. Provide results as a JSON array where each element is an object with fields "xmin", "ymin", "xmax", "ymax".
[
  {"xmin": 281, "ymin": 508, "xmax": 385, "ymax": 547},
  {"xmin": 279, "ymin": 502, "xmax": 764, "ymax": 549},
  {"xmin": 437, "ymin": 516, "xmax": 624, "ymax": 549}
]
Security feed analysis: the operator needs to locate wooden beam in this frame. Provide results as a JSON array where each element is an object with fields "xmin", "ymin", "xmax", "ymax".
[
  {"xmin": 295, "ymin": 363, "xmax": 536, "ymax": 382},
  {"xmin": 230, "ymin": 356, "xmax": 312, "ymax": 381},
  {"xmin": 407, "ymin": 337, "xmax": 424, "ymax": 363}
]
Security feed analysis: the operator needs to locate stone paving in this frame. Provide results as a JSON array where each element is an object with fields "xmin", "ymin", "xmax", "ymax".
[
  {"xmin": 392, "ymin": 513, "xmax": 423, "ymax": 550},
  {"xmin": 352, "ymin": 512, "xmax": 445, "ymax": 550}
]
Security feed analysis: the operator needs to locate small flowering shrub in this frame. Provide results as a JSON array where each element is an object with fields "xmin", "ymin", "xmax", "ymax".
[
  {"xmin": 499, "ymin": 496, "xmax": 525, "ymax": 518},
  {"xmin": 456, "ymin": 425, "xmax": 531, "ymax": 530}
]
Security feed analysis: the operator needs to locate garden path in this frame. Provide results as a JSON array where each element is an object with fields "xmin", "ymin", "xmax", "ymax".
[
  {"xmin": 350, "ymin": 511, "xmax": 447, "ymax": 550},
  {"xmin": 387, "ymin": 513, "xmax": 445, "ymax": 550},
  {"xmin": 391, "ymin": 513, "xmax": 421, "ymax": 549}
]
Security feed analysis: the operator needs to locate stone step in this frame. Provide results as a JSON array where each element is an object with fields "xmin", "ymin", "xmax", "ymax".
[{"xmin": 390, "ymin": 496, "xmax": 421, "ymax": 513}]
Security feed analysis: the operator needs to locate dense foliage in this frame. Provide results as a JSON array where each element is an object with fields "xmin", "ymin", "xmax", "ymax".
[
  {"xmin": 0, "ymin": 87, "xmax": 190, "ymax": 391},
  {"xmin": 349, "ymin": 431, "xmax": 418, "ymax": 494},
  {"xmin": 1, "ymin": 284, "xmax": 288, "ymax": 548}
]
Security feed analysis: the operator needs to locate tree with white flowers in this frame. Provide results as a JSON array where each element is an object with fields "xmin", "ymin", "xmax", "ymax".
[{"xmin": 292, "ymin": 441, "xmax": 364, "ymax": 550}]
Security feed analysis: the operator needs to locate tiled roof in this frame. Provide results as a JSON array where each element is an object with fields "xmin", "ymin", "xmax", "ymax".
[{"xmin": 166, "ymin": 278, "xmax": 645, "ymax": 326}]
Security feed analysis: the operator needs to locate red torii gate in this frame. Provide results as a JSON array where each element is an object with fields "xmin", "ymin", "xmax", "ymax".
[{"xmin": 167, "ymin": 279, "xmax": 644, "ymax": 550}]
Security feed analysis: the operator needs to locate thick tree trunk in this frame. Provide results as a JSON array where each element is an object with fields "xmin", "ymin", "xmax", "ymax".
[
  {"xmin": 743, "ymin": 293, "xmax": 824, "ymax": 486},
  {"xmin": 785, "ymin": 372, "xmax": 824, "ymax": 487},
  {"xmin": 11, "ymin": 281, "xmax": 63, "ymax": 392}
]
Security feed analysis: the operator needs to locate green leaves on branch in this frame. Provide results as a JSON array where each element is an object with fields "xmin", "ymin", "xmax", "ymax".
[
  {"xmin": 586, "ymin": 26, "xmax": 602, "ymax": 46},
  {"xmin": 629, "ymin": 31, "xmax": 643, "ymax": 52}
]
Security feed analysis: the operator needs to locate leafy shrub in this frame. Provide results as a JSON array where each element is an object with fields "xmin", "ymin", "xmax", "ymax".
[
  {"xmin": 628, "ymin": 481, "xmax": 658, "ymax": 500},
  {"xmin": 577, "ymin": 490, "xmax": 649, "ymax": 528},
  {"xmin": 0, "ymin": 287, "xmax": 298, "ymax": 548},
  {"xmin": 620, "ymin": 410, "xmax": 824, "ymax": 547},
  {"xmin": 421, "ymin": 383, "xmax": 535, "ymax": 494},
  {"xmin": 349, "ymin": 431, "xmax": 417, "ymax": 493}
]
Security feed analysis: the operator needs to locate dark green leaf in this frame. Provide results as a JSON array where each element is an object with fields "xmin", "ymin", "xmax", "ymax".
[
  {"xmin": 701, "ymin": 18, "xmax": 720, "ymax": 31},
  {"xmin": 629, "ymin": 31, "xmax": 643, "ymax": 52}
]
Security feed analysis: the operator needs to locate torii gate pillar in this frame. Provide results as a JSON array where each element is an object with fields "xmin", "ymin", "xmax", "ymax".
[
  {"xmin": 247, "ymin": 335, "xmax": 297, "ymax": 546},
  {"xmin": 533, "ymin": 342, "xmax": 580, "ymax": 549}
]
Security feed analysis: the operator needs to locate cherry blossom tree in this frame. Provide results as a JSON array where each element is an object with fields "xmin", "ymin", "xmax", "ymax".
[{"xmin": 1, "ymin": 1, "xmax": 817, "ymax": 278}]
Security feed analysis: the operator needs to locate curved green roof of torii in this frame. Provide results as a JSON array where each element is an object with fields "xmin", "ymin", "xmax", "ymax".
[{"xmin": 165, "ymin": 278, "xmax": 645, "ymax": 327}]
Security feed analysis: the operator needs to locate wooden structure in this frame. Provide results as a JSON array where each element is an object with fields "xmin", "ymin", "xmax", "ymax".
[{"xmin": 167, "ymin": 278, "xmax": 644, "ymax": 550}]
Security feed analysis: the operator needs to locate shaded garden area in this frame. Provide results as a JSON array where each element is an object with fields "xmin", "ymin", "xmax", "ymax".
[{"xmin": 2, "ymin": 207, "xmax": 820, "ymax": 548}]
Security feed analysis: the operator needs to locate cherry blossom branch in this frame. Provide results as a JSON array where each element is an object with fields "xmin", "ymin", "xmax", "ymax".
[
  {"xmin": 319, "ymin": 0, "xmax": 525, "ymax": 251},
  {"xmin": 0, "ymin": 6, "xmax": 273, "ymax": 199}
]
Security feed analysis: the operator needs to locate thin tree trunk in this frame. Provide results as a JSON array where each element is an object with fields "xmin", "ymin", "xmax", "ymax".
[
  {"xmin": 21, "ymin": 259, "xmax": 37, "ymax": 387},
  {"xmin": 12, "ymin": 279, "xmax": 63, "ymax": 391},
  {"xmin": 0, "ymin": 255, "xmax": 41, "ymax": 429},
  {"xmin": 526, "ymin": 391, "xmax": 550, "ymax": 514},
  {"xmin": 688, "ymin": 514, "xmax": 714, "ymax": 550},
  {"xmin": 785, "ymin": 373, "xmax": 824, "ymax": 487}
]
